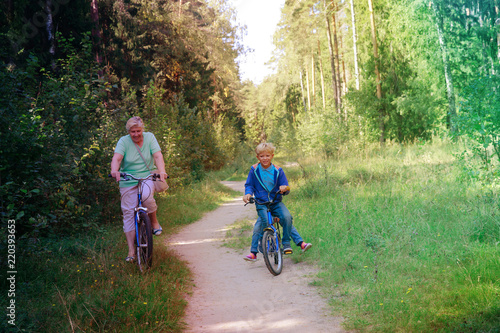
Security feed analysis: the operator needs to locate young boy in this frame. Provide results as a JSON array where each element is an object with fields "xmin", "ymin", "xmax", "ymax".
[{"xmin": 243, "ymin": 142, "xmax": 312, "ymax": 261}]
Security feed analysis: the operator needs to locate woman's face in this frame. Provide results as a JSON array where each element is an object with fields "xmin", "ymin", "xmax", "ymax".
[{"xmin": 129, "ymin": 126, "xmax": 144, "ymax": 144}]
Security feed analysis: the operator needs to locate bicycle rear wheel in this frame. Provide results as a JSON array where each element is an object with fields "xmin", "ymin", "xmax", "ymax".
[
  {"xmin": 136, "ymin": 211, "xmax": 153, "ymax": 272},
  {"xmin": 262, "ymin": 229, "xmax": 283, "ymax": 276}
]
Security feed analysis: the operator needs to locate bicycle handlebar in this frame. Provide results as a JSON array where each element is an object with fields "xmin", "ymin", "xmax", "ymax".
[
  {"xmin": 108, "ymin": 173, "xmax": 169, "ymax": 181},
  {"xmin": 245, "ymin": 186, "xmax": 290, "ymax": 206}
]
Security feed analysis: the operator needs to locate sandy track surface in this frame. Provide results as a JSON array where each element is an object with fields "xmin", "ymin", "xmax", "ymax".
[{"xmin": 167, "ymin": 181, "xmax": 345, "ymax": 332}]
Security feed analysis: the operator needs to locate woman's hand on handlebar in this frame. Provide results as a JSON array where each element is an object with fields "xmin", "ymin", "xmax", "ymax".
[
  {"xmin": 111, "ymin": 171, "xmax": 121, "ymax": 182},
  {"xmin": 159, "ymin": 171, "xmax": 168, "ymax": 183},
  {"xmin": 243, "ymin": 194, "xmax": 252, "ymax": 203},
  {"xmin": 151, "ymin": 172, "xmax": 168, "ymax": 182}
]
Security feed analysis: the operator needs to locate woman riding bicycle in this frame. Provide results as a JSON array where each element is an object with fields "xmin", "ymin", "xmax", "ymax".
[{"xmin": 110, "ymin": 116, "xmax": 168, "ymax": 262}]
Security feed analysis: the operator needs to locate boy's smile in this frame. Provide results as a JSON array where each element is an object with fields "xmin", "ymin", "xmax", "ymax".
[{"xmin": 256, "ymin": 152, "xmax": 274, "ymax": 168}]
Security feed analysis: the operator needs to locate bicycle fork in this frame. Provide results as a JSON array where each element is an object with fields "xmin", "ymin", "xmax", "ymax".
[
  {"xmin": 134, "ymin": 205, "xmax": 148, "ymax": 247},
  {"xmin": 263, "ymin": 211, "xmax": 280, "ymax": 252}
]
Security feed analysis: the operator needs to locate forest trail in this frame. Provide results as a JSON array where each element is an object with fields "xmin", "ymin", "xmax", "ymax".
[{"xmin": 167, "ymin": 181, "xmax": 345, "ymax": 332}]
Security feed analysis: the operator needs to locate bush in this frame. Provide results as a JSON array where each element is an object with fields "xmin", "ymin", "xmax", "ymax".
[
  {"xmin": 455, "ymin": 75, "xmax": 500, "ymax": 183},
  {"xmin": 0, "ymin": 34, "xmax": 121, "ymax": 238}
]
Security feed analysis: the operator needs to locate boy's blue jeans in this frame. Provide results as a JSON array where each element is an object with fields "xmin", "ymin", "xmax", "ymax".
[{"xmin": 251, "ymin": 202, "xmax": 303, "ymax": 253}]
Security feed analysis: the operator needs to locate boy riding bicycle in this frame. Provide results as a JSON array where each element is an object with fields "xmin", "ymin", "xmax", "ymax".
[{"xmin": 242, "ymin": 142, "xmax": 312, "ymax": 261}]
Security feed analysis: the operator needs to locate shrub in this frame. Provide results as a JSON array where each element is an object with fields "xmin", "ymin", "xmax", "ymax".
[
  {"xmin": 455, "ymin": 75, "xmax": 500, "ymax": 183},
  {"xmin": 0, "ymin": 34, "xmax": 121, "ymax": 238}
]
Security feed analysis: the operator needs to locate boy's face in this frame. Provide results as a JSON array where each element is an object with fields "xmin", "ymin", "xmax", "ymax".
[{"xmin": 256, "ymin": 151, "xmax": 274, "ymax": 168}]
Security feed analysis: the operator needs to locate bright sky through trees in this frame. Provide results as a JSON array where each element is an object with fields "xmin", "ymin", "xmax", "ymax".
[{"xmin": 228, "ymin": 0, "xmax": 285, "ymax": 84}]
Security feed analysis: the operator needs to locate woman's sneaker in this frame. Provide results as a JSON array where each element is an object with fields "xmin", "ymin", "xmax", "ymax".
[
  {"xmin": 243, "ymin": 253, "xmax": 257, "ymax": 262},
  {"xmin": 152, "ymin": 226, "xmax": 163, "ymax": 236},
  {"xmin": 301, "ymin": 242, "xmax": 312, "ymax": 252}
]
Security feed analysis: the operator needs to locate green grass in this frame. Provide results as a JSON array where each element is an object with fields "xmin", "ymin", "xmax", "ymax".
[
  {"xmin": 2, "ymin": 177, "xmax": 237, "ymax": 332},
  {"xmin": 282, "ymin": 141, "xmax": 500, "ymax": 332},
  {"xmin": 221, "ymin": 218, "xmax": 254, "ymax": 251},
  {"xmin": 8, "ymin": 141, "xmax": 499, "ymax": 332}
]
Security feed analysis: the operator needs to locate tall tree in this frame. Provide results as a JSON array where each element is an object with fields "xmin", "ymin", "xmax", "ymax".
[
  {"xmin": 311, "ymin": 52, "xmax": 316, "ymax": 107},
  {"xmin": 350, "ymin": 0, "xmax": 360, "ymax": 90},
  {"xmin": 431, "ymin": 0, "xmax": 456, "ymax": 131},
  {"xmin": 306, "ymin": 66, "xmax": 312, "ymax": 110},
  {"xmin": 325, "ymin": 0, "xmax": 340, "ymax": 112},
  {"xmin": 318, "ymin": 39, "xmax": 326, "ymax": 109},
  {"xmin": 299, "ymin": 70, "xmax": 307, "ymax": 112},
  {"xmin": 331, "ymin": 0, "xmax": 342, "ymax": 103},
  {"xmin": 90, "ymin": 0, "xmax": 101, "ymax": 63},
  {"xmin": 367, "ymin": 0, "xmax": 384, "ymax": 143}
]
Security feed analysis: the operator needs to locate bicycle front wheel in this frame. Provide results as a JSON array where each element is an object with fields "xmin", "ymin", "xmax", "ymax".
[
  {"xmin": 262, "ymin": 229, "xmax": 283, "ymax": 276},
  {"xmin": 136, "ymin": 211, "xmax": 153, "ymax": 272}
]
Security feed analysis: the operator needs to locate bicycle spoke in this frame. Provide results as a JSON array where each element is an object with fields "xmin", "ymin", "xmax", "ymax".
[
  {"xmin": 136, "ymin": 212, "xmax": 153, "ymax": 272},
  {"xmin": 262, "ymin": 229, "xmax": 283, "ymax": 275}
]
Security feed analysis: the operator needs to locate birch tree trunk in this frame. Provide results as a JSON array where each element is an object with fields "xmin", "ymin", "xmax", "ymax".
[
  {"xmin": 339, "ymin": 33, "xmax": 348, "ymax": 120},
  {"xmin": 496, "ymin": 4, "xmax": 500, "ymax": 65},
  {"xmin": 431, "ymin": 0, "xmax": 456, "ymax": 132},
  {"xmin": 45, "ymin": 0, "xmax": 56, "ymax": 70},
  {"xmin": 311, "ymin": 53, "xmax": 316, "ymax": 107},
  {"xmin": 46, "ymin": 0, "xmax": 55, "ymax": 56},
  {"xmin": 318, "ymin": 40, "xmax": 326, "ymax": 110},
  {"xmin": 339, "ymin": 34, "xmax": 347, "ymax": 94},
  {"xmin": 324, "ymin": 0, "xmax": 340, "ymax": 113},
  {"xmin": 367, "ymin": 0, "xmax": 384, "ymax": 144},
  {"xmin": 350, "ymin": 0, "xmax": 360, "ymax": 90},
  {"xmin": 306, "ymin": 67, "xmax": 311, "ymax": 111},
  {"xmin": 299, "ymin": 70, "xmax": 307, "ymax": 112}
]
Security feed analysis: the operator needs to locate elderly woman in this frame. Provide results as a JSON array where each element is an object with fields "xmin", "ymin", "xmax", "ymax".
[{"xmin": 110, "ymin": 116, "xmax": 168, "ymax": 262}]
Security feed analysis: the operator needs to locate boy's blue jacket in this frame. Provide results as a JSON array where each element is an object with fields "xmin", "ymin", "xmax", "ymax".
[{"xmin": 245, "ymin": 163, "xmax": 289, "ymax": 203}]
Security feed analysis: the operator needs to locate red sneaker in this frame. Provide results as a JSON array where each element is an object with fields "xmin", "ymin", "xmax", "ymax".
[
  {"xmin": 301, "ymin": 242, "xmax": 312, "ymax": 253},
  {"xmin": 243, "ymin": 253, "xmax": 257, "ymax": 262}
]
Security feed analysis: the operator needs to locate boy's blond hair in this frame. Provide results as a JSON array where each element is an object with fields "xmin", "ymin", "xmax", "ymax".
[{"xmin": 255, "ymin": 142, "xmax": 276, "ymax": 155}]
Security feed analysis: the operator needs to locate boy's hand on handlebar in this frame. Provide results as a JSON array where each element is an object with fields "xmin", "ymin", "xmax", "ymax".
[
  {"xmin": 243, "ymin": 194, "xmax": 252, "ymax": 203},
  {"xmin": 279, "ymin": 185, "xmax": 290, "ymax": 193}
]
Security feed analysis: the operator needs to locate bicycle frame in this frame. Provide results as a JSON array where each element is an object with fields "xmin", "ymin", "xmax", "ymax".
[
  {"xmin": 112, "ymin": 172, "xmax": 158, "ymax": 271},
  {"xmin": 134, "ymin": 178, "xmax": 148, "ymax": 248},
  {"xmin": 250, "ymin": 188, "xmax": 288, "ymax": 239},
  {"xmin": 263, "ymin": 209, "xmax": 280, "ymax": 245},
  {"xmin": 247, "ymin": 187, "xmax": 289, "ymax": 275}
]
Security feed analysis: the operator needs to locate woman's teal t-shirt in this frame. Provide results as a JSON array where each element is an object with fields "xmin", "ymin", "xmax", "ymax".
[{"xmin": 114, "ymin": 132, "xmax": 161, "ymax": 188}]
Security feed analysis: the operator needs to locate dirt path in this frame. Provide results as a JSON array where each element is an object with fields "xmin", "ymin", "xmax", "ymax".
[{"xmin": 167, "ymin": 181, "xmax": 345, "ymax": 332}]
